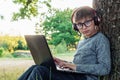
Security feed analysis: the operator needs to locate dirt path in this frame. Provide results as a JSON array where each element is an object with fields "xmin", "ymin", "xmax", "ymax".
[
  {"xmin": 0, "ymin": 59, "xmax": 35, "ymax": 70},
  {"xmin": 0, "ymin": 59, "xmax": 34, "ymax": 66}
]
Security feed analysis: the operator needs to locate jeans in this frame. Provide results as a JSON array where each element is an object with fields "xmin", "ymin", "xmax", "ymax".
[{"xmin": 18, "ymin": 65, "xmax": 86, "ymax": 80}]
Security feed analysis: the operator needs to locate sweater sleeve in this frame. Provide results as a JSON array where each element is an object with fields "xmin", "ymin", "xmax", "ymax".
[{"xmin": 76, "ymin": 37, "xmax": 111, "ymax": 76}]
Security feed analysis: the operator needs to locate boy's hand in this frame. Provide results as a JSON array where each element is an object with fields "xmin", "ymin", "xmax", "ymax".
[{"xmin": 53, "ymin": 57, "xmax": 76, "ymax": 70}]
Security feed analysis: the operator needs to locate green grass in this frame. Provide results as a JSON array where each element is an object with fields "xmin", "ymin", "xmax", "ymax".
[
  {"xmin": 0, "ymin": 66, "xmax": 25, "ymax": 80},
  {"xmin": 53, "ymin": 51, "xmax": 75, "ymax": 61},
  {"xmin": 0, "ymin": 51, "xmax": 75, "ymax": 80},
  {"xmin": 0, "ymin": 59, "xmax": 34, "ymax": 80}
]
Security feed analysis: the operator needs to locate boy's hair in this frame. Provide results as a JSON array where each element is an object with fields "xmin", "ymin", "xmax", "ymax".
[
  {"xmin": 72, "ymin": 6, "xmax": 96, "ymax": 22},
  {"xmin": 71, "ymin": 6, "xmax": 100, "ymax": 31}
]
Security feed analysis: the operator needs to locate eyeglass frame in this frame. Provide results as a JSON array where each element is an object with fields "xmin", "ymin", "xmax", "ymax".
[{"xmin": 75, "ymin": 19, "xmax": 93, "ymax": 29}]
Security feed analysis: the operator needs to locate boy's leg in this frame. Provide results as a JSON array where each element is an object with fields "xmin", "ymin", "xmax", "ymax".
[
  {"xmin": 27, "ymin": 65, "xmax": 50, "ymax": 80},
  {"xmin": 27, "ymin": 65, "xmax": 86, "ymax": 80},
  {"xmin": 18, "ymin": 65, "xmax": 37, "ymax": 80},
  {"xmin": 51, "ymin": 71, "xmax": 86, "ymax": 80}
]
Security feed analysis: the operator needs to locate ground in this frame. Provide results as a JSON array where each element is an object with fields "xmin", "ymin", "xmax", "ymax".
[
  {"xmin": 0, "ymin": 59, "xmax": 34, "ymax": 80},
  {"xmin": 0, "ymin": 59, "xmax": 34, "ymax": 67}
]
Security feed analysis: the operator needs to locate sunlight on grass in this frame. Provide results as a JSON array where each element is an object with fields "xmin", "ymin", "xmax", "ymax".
[
  {"xmin": 0, "ymin": 66, "xmax": 25, "ymax": 80},
  {"xmin": 0, "ymin": 59, "xmax": 34, "ymax": 80}
]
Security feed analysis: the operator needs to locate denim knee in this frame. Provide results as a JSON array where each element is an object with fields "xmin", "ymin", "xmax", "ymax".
[
  {"xmin": 28, "ymin": 65, "xmax": 50, "ymax": 80},
  {"xmin": 32, "ymin": 65, "xmax": 50, "ymax": 75}
]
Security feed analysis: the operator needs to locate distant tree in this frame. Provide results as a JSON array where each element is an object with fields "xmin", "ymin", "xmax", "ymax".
[
  {"xmin": 0, "ymin": 36, "xmax": 18, "ymax": 52},
  {"xmin": 42, "ymin": 9, "xmax": 79, "ymax": 47},
  {"xmin": 12, "ymin": 0, "xmax": 51, "ymax": 20},
  {"xmin": 16, "ymin": 39, "xmax": 28, "ymax": 50},
  {"xmin": 0, "ymin": 36, "xmax": 26, "ymax": 52}
]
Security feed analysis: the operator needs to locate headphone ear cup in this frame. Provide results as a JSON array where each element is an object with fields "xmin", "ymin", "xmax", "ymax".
[
  {"xmin": 73, "ymin": 24, "xmax": 79, "ymax": 31},
  {"xmin": 93, "ymin": 16, "xmax": 100, "ymax": 26}
]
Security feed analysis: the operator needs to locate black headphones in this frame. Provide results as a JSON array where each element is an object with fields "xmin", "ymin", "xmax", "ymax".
[{"xmin": 71, "ymin": 7, "xmax": 100, "ymax": 31}]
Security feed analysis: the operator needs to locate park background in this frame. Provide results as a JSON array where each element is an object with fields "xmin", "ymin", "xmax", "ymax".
[{"xmin": 0, "ymin": 0, "xmax": 92, "ymax": 80}]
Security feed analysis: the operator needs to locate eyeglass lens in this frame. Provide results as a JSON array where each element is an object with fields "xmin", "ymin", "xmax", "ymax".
[{"xmin": 76, "ymin": 19, "xmax": 93, "ymax": 29}]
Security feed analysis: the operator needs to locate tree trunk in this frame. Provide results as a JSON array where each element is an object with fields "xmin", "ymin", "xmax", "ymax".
[{"xmin": 93, "ymin": 0, "xmax": 120, "ymax": 80}]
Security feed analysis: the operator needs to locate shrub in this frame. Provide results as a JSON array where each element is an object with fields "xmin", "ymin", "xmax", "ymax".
[
  {"xmin": 12, "ymin": 50, "xmax": 31, "ymax": 58},
  {"xmin": 55, "ymin": 39, "xmax": 67, "ymax": 54},
  {"xmin": 0, "ymin": 47, "xmax": 4, "ymax": 57}
]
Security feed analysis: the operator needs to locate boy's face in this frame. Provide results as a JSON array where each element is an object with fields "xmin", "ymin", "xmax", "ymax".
[{"xmin": 73, "ymin": 17, "xmax": 98, "ymax": 38}]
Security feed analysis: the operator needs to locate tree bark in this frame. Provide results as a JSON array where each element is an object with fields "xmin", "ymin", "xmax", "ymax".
[{"xmin": 93, "ymin": 0, "xmax": 120, "ymax": 80}]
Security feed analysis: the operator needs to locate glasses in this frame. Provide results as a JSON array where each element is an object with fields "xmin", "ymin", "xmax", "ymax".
[{"xmin": 76, "ymin": 19, "xmax": 93, "ymax": 29}]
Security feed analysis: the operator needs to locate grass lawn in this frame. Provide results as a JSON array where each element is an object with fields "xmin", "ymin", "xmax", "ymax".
[
  {"xmin": 54, "ymin": 51, "xmax": 74, "ymax": 61},
  {"xmin": 0, "ymin": 51, "xmax": 75, "ymax": 80},
  {"xmin": 0, "ymin": 59, "xmax": 34, "ymax": 80}
]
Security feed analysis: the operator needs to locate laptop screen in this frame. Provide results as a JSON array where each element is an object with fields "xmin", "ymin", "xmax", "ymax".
[{"xmin": 24, "ymin": 35, "xmax": 56, "ymax": 70}]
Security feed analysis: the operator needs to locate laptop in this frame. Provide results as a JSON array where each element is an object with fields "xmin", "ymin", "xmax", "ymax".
[{"xmin": 24, "ymin": 35, "xmax": 78, "ymax": 73}]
